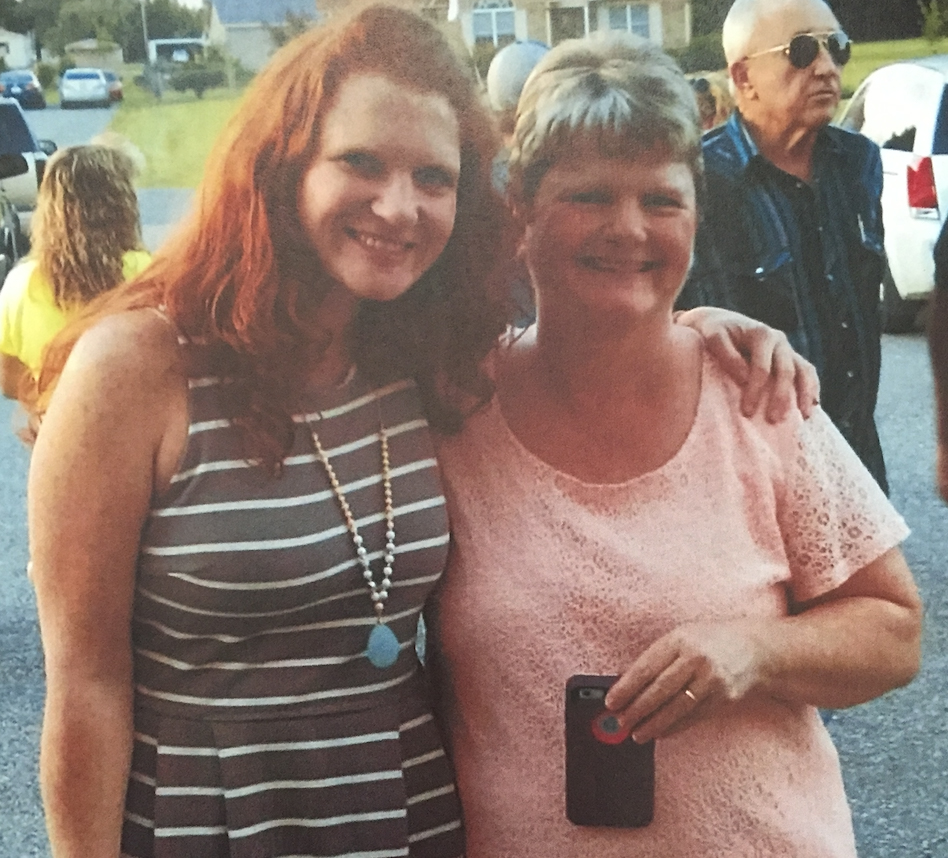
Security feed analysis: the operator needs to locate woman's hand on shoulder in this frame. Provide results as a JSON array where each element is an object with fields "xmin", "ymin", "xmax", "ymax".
[
  {"xmin": 675, "ymin": 307, "xmax": 820, "ymax": 422},
  {"xmin": 603, "ymin": 619, "xmax": 771, "ymax": 744}
]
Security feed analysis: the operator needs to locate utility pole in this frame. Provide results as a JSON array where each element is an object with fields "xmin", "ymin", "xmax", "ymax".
[
  {"xmin": 140, "ymin": 0, "xmax": 150, "ymax": 61},
  {"xmin": 140, "ymin": 0, "xmax": 162, "ymax": 98}
]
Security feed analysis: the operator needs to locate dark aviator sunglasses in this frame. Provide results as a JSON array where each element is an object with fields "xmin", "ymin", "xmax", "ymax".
[{"xmin": 744, "ymin": 31, "xmax": 851, "ymax": 69}]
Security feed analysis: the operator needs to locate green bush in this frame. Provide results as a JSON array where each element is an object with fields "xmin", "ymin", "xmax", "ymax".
[
  {"xmin": 168, "ymin": 66, "xmax": 226, "ymax": 98},
  {"xmin": 667, "ymin": 33, "xmax": 727, "ymax": 74},
  {"xmin": 57, "ymin": 56, "xmax": 76, "ymax": 77},
  {"xmin": 36, "ymin": 62, "xmax": 57, "ymax": 90}
]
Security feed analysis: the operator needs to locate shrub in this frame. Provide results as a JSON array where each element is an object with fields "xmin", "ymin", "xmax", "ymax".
[
  {"xmin": 667, "ymin": 33, "xmax": 727, "ymax": 74},
  {"xmin": 36, "ymin": 62, "xmax": 57, "ymax": 90},
  {"xmin": 168, "ymin": 65, "xmax": 226, "ymax": 98}
]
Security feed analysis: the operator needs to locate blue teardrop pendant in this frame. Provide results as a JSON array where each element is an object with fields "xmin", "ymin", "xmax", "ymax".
[{"xmin": 367, "ymin": 623, "xmax": 400, "ymax": 669}]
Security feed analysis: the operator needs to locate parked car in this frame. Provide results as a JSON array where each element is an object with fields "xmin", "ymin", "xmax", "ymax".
[
  {"xmin": 837, "ymin": 55, "xmax": 948, "ymax": 331},
  {"xmin": 0, "ymin": 70, "xmax": 46, "ymax": 110},
  {"xmin": 58, "ymin": 67, "xmax": 110, "ymax": 109},
  {"xmin": 103, "ymin": 69, "xmax": 123, "ymax": 102},
  {"xmin": 0, "ymin": 97, "xmax": 56, "ymax": 246},
  {"xmin": 0, "ymin": 153, "xmax": 29, "ymax": 284}
]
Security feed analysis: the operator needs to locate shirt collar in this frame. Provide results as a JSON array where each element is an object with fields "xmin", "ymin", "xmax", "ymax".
[{"xmin": 724, "ymin": 111, "xmax": 844, "ymax": 177}]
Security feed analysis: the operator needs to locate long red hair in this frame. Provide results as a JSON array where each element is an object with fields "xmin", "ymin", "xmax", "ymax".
[{"xmin": 36, "ymin": 5, "xmax": 511, "ymax": 472}]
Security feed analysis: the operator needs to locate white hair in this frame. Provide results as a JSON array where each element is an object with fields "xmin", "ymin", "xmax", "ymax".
[{"xmin": 722, "ymin": 0, "xmax": 836, "ymax": 65}]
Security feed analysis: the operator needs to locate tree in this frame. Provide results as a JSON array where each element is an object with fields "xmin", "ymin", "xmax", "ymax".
[
  {"xmin": 918, "ymin": 0, "xmax": 945, "ymax": 44},
  {"xmin": 268, "ymin": 11, "xmax": 314, "ymax": 48},
  {"xmin": 688, "ymin": 0, "xmax": 927, "ymax": 43},
  {"xmin": 114, "ymin": 0, "xmax": 205, "ymax": 63}
]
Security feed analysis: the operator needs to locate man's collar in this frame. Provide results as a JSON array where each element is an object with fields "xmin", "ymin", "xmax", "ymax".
[{"xmin": 724, "ymin": 111, "xmax": 844, "ymax": 175}]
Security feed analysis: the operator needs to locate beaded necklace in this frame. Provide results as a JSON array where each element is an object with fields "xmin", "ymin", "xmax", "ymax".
[{"xmin": 310, "ymin": 421, "xmax": 401, "ymax": 669}]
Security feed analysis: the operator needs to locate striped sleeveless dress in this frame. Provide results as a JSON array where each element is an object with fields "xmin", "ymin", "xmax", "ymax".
[{"xmin": 121, "ymin": 359, "xmax": 464, "ymax": 858}]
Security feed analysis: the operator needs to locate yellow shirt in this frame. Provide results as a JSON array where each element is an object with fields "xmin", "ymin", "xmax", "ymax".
[{"xmin": 0, "ymin": 250, "xmax": 151, "ymax": 375}]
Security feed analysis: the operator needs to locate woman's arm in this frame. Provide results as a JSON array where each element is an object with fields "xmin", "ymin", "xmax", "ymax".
[
  {"xmin": 29, "ymin": 311, "xmax": 185, "ymax": 858},
  {"xmin": 675, "ymin": 306, "xmax": 820, "ymax": 422},
  {"xmin": 928, "ymin": 287, "xmax": 948, "ymax": 501},
  {"xmin": 1, "ymin": 352, "xmax": 28, "ymax": 398},
  {"xmin": 604, "ymin": 548, "xmax": 921, "ymax": 743}
]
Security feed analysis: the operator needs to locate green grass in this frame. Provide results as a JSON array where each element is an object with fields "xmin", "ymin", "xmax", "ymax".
[
  {"xmin": 843, "ymin": 37, "xmax": 948, "ymax": 95},
  {"xmin": 107, "ymin": 67, "xmax": 243, "ymax": 188}
]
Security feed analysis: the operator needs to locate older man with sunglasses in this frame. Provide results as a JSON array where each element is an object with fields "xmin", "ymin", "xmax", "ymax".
[{"xmin": 679, "ymin": 0, "xmax": 889, "ymax": 493}]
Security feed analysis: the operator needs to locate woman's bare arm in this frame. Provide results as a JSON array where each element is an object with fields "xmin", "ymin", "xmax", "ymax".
[
  {"xmin": 928, "ymin": 287, "xmax": 948, "ymax": 501},
  {"xmin": 605, "ymin": 548, "xmax": 921, "ymax": 743},
  {"xmin": 29, "ymin": 310, "xmax": 186, "ymax": 858},
  {"xmin": 1, "ymin": 352, "xmax": 29, "ymax": 398},
  {"xmin": 676, "ymin": 306, "xmax": 820, "ymax": 422}
]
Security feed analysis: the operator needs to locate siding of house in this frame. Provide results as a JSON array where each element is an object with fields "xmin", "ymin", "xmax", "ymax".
[
  {"xmin": 0, "ymin": 29, "xmax": 35, "ymax": 69},
  {"xmin": 208, "ymin": 0, "xmax": 317, "ymax": 71},
  {"xmin": 438, "ymin": 0, "xmax": 689, "ymax": 49}
]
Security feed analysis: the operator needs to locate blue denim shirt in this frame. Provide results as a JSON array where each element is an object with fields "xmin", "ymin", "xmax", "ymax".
[{"xmin": 678, "ymin": 112, "xmax": 888, "ymax": 492}]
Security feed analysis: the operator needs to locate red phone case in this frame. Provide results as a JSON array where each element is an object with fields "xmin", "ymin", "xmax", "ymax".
[{"xmin": 565, "ymin": 674, "xmax": 655, "ymax": 828}]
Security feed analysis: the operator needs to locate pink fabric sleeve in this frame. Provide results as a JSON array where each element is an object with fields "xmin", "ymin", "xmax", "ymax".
[{"xmin": 777, "ymin": 408, "xmax": 909, "ymax": 603}]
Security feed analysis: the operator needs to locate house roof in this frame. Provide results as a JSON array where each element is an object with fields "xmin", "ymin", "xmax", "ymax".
[{"xmin": 214, "ymin": 0, "xmax": 317, "ymax": 26}]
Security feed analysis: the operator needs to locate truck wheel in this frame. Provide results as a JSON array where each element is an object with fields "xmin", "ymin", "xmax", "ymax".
[{"xmin": 881, "ymin": 266, "xmax": 923, "ymax": 333}]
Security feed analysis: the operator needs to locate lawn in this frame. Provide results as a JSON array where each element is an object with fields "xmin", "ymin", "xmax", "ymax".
[
  {"xmin": 843, "ymin": 37, "xmax": 948, "ymax": 95},
  {"xmin": 108, "ymin": 77, "xmax": 243, "ymax": 188}
]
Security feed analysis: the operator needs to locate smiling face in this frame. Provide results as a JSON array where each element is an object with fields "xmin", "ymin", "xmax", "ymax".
[
  {"xmin": 733, "ymin": 0, "xmax": 843, "ymax": 137},
  {"xmin": 298, "ymin": 73, "xmax": 461, "ymax": 304},
  {"xmin": 522, "ymin": 142, "xmax": 697, "ymax": 325}
]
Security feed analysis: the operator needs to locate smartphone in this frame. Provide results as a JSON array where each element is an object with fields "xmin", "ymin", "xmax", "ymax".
[{"xmin": 565, "ymin": 674, "xmax": 655, "ymax": 828}]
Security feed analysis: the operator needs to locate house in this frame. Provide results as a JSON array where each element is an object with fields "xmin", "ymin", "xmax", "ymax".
[
  {"xmin": 206, "ymin": 0, "xmax": 318, "ymax": 71},
  {"xmin": 0, "ymin": 28, "xmax": 36, "ymax": 69},
  {"xmin": 63, "ymin": 38, "xmax": 124, "ymax": 71},
  {"xmin": 354, "ymin": 0, "xmax": 691, "ymax": 50}
]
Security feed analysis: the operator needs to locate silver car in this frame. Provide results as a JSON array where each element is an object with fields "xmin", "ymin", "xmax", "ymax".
[{"xmin": 58, "ymin": 68, "xmax": 110, "ymax": 109}]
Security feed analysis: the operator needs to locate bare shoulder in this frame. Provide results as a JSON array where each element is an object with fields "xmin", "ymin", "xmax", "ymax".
[
  {"xmin": 41, "ymin": 309, "xmax": 190, "ymax": 490},
  {"xmin": 65, "ymin": 307, "xmax": 184, "ymax": 389}
]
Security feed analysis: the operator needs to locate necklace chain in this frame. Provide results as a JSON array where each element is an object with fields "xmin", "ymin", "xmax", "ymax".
[{"xmin": 311, "ymin": 424, "xmax": 395, "ymax": 621}]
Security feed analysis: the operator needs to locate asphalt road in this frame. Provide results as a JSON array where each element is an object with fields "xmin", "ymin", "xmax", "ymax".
[
  {"xmin": 23, "ymin": 102, "xmax": 195, "ymax": 253},
  {"xmin": 0, "ymin": 334, "xmax": 944, "ymax": 856}
]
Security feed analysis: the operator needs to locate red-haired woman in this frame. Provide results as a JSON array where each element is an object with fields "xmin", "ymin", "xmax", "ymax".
[{"xmin": 26, "ymin": 6, "xmax": 814, "ymax": 858}]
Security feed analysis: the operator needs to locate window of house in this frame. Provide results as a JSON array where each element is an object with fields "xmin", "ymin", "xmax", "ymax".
[
  {"xmin": 420, "ymin": 0, "xmax": 449, "ymax": 23},
  {"xmin": 607, "ymin": 4, "xmax": 649, "ymax": 38},
  {"xmin": 473, "ymin": 0, "xmax": 516, "ymax": 47}
]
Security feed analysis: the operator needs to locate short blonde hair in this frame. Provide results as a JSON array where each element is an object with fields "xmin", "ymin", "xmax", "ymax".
[{"xmin": 508, "ymin": 32, "xmax": 702, "ymax": 203}]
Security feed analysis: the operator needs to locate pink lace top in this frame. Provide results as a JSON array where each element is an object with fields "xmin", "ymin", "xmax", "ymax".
[{"xmin": 434, "ymin": 348, "xmax": 908, "ymax": 858}]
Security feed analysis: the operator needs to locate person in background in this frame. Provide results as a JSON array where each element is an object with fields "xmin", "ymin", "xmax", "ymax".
[
  {"xmin": 930, "ymin": 221, "xmax": 948, "ymax": 501},
  {"xmin": 689, "ymin": 74, "xmax": 734, "ymax": 130},
  {"xmin": 487, "ymin": 39, "xmax": 550, "ymax": 325},
  {"xmin": 0, "ymin": 144, "xmax": 150, "ymax": 399},
  {"xmin": 677, "ymin": 0, "xmax": 890, "ymax": 493}
]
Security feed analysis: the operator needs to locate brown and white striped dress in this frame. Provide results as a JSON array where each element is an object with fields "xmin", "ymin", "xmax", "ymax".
[{"xmin": 121, "ymin": 361, "xmax": 464, "ymax": 858}]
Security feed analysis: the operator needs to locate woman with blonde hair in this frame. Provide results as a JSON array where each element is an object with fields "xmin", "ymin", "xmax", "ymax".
[
  {"xmin": 0, "ymin": 143, "xmax": 150, "ymax": 397},
  {"xmin": 432, "ymin": 32, "xmax": 921, "ymax": 858}
]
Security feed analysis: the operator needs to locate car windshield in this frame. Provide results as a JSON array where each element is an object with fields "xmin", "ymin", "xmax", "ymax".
[
  {"xmin": 65, "ymin": 71, "xmax": 102, "ymax": 80},
  {"xmin": 0, "ymin": 102, "xmax": 37, "ymax": 154},
  {"xmin": 0, "ymin": 73, "xmax": 32, "ymax": 84}
]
